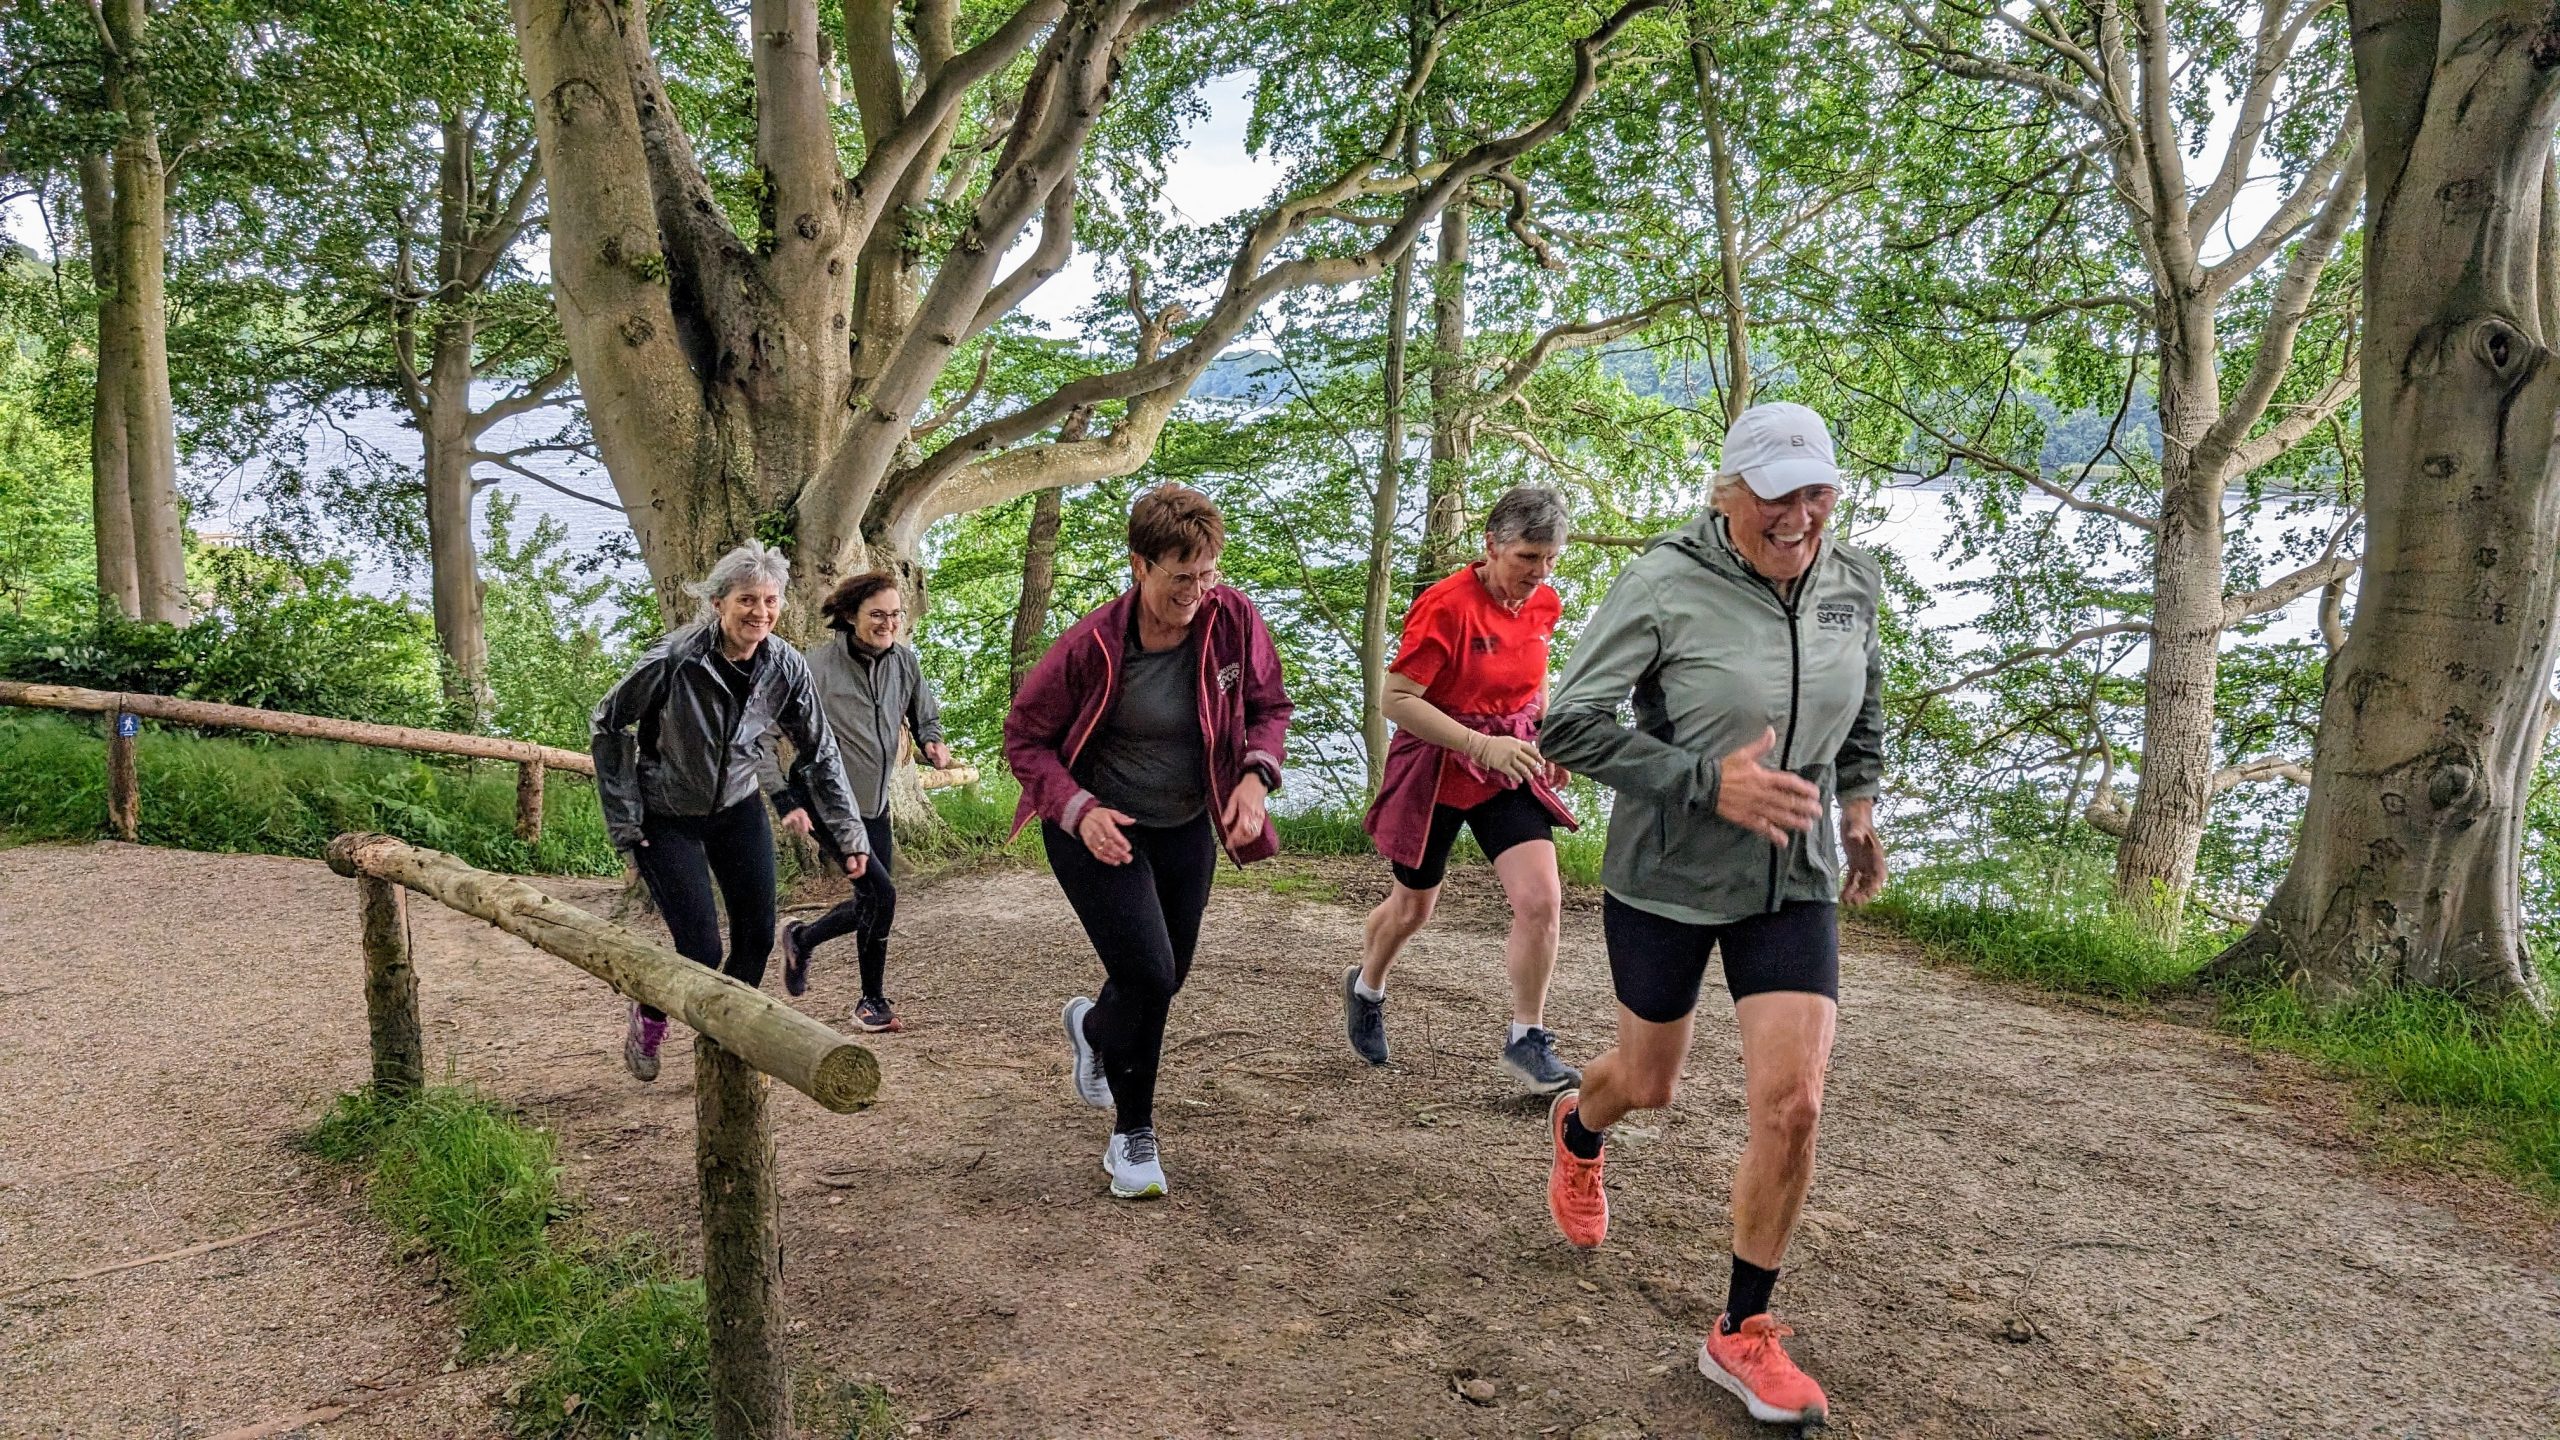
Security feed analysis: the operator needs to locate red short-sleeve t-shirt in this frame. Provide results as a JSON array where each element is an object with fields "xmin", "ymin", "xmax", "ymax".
[{"xmin": 1389, "ymin": 564, "xmax": 1562, "ymax": 811}]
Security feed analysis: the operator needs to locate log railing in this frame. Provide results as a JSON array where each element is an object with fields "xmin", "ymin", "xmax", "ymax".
[
  {"xmin": 326, "ymin": 831, "xmax": 874, "ymax": 1438},
  {"xmin": 0, "ymin": 679, "xmax": 981, "ymax": 846}
]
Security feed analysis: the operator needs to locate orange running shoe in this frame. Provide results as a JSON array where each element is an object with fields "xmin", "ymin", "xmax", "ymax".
[
  {"xmin": 1699, "ymin": 1313, "xmax": 1828, "ymax": 1425},
  {"xmin": 1546, "ymin": 1090, "xmax": 1608, "ymax": 1249}
]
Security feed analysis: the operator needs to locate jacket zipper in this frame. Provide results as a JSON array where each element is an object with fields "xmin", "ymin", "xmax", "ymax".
[
  {"xmin": 1771, "ymin": 588, "xmax": 1803, "ymax": 911},
  {"xmin": 1196, "ymin": 605, "xmax": 1234, "ymax": 863},
  {"xmin": 708, "ymin": 644, "xmax": 749, "ymax": 812},
  {"xmin": 1064, "ymin": 626, "xmax": 1119, "ymax": 769}
]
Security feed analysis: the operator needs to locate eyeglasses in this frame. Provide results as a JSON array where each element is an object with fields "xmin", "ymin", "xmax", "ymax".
[
  {"xmin": 1143, "ymin": 558, "xmax": 1221, "ymax": 592},
  {"xmin": 860, "ymin": 607, "xmax": 905, "ymax": 624}
]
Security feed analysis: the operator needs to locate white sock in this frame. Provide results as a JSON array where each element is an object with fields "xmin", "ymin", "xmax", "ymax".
[
  {"xmin": 1508, "ymin": 1021, "xmax": 1540, "ymax": 1044},
  {"xmin": 1353, "ymin": 975, "xmax": 1386, "ymax": 1002}
]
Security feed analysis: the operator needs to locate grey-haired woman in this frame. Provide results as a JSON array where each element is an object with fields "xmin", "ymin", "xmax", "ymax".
[
  {"xmin": 1349, "ymin": 486, "xmax": 1581, "ymax": 1093},
  {"xmin": 590, "ymin": 542, "xmax": 869, "ymax": 1081}
]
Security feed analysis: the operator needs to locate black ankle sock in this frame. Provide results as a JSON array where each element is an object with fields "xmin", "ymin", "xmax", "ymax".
[
  {"xmin": 1561, "ymin": 1105, "xmax": 1606, "ymax": 1160},
  {"xmin": 1721, "ymin": 1254, "xmax": 1780, "ymax": 1332}
]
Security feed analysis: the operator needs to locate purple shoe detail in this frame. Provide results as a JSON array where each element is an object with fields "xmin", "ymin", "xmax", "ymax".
[{"xmin": 624, "ymin": 1004, "xmax": 666, "ymax": 1081}]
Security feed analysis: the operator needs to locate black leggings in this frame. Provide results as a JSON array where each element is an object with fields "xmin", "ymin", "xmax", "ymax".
[
  {"xmin": 1603, "ymin": 895, "xmax": 1840, "ymax": 1023},
  {"xmin": 1042, "ymin": 812, "xmax": 1218, "ymax": 1135},
  {"xmin": 798, "ymin": 813, "xmax": 897, "ymax": 999},
  {"xmin": 632, "ymin": 798, "xmax": 778, "ymax": 1022},
  {"xmin": 1390, "ymin": 785, "xmax": 1555, "ymax": 891}
]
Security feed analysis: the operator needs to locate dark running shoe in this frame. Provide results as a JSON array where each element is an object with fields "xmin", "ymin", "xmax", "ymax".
[
  {"xmin": 1343, "ymin": 966, "xmax": 1389, "ymax": 1065},
  {"xmin": 1501, "ymin": 1026, "xmax": 1580, "ymax": 1095},
  {"xmin": 851, "ymin": 995, "xmax": 901, "ymax": 1033},
  {"xmin": 782, "ymin": 920, "xmax": 813, "ymax": 997}
]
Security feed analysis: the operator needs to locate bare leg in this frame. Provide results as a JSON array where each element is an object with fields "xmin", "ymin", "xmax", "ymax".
[
  {"xmin": 1727, "ymin": 992, "xmax": 1837, "ymax": 1268},
  {"xmin": 1571, "ymin": 1003, "xmax": 1696, "ymax": 1130},
  {"xmin": 1359, "ymin": 881, "xmax": 1438, "ymax": 990},
  {"xmin": 1491, "ymin": 840, "xmax": 1562, "ymax": 1028}
]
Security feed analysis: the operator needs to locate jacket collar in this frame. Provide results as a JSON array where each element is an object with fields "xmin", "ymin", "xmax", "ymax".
[{"xmin": 1660, "ymin": 510, "xmax": 1830, "ymax": 591}]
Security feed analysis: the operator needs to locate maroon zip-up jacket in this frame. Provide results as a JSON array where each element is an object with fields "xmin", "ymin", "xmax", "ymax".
[{"xmin": 1005, "ymin": 585, "xmax": 1293, "ymax": 864}]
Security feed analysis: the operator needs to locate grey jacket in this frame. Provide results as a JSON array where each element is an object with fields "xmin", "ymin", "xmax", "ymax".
[
  {"xmin": 1542, "ymin": 511, "xmax": 1884, "ymax": 925},
  {"xmin": 759, "ymin": 634, "xmax": 944, "ymax": 819},
  {"xmin": 589, "ymin": 622, "xmax": 866, "ymax": 859}
]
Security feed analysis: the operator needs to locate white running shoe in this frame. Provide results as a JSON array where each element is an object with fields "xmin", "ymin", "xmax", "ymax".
[
  {"xmin": 1103, "ymin": 1127, "xmax": 1168, "ymax": 1199},
  {"xmin": 1062, "ymin": 996, "xmax": 1113, "ymax": 1109}
]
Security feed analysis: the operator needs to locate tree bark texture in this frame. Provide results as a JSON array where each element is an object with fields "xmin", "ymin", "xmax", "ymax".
[
  {"xmin": 1418, "ymin": 196, "xmax": 1473, "ymax": 591},
  {"xmin": 105, "ymin": 709, "xmax": 138, "ymax": 842},
  {"xmin": 2216, "ymin": 0, "xmax": 2560, "ymax": 1008},
  {"xmin": 357, "ymin": 875, "xmax": 424, "ymax": 1096},
  {"xmin": 1687, "ymin": 1, "xmax": 1752, "ymax": 422},
  {"xmin": 1364, "ymin": 221, "xmax": 1420, "ymax": 790},
  {"xmin": 695, "ymin": 1035, "xmax": 790, "ymax": 1440},
  {"xmin": 325, "ymin": 832, "xmax": 881, "ymax": 1110},
  {"xmin": 77, "ymin": 154, "xmax": 140, "ymax": 618},
  {"xmin": 2114, "ymin": 316, "xmax": 2226, "ymax": 928},
  {"xmin": 423, "ymin": 114, "xmax": 493, "ymax": 724},
  {"xmin": 1009, "ymin": 485, "xmax": 1063, "ymax": 697},
  {"xmin": 103, "ymin": 0, "xmax": 189, "ymax": 625},
  {"xmin": 514, "ymin": 760, "xmax": 546, "ymax": 844}
]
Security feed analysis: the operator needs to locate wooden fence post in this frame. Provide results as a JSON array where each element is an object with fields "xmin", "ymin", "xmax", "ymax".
[
  {"xmin": 696, "ymin": 1034, "xmax": 789, "ymax": 1439},
  {"xmin": 357, "ymin": 875, "xmax": 423, "ymax": 1096},
  {"xmin": 514, "ymin": 760, "xmax": 545, "ymax": 845},
  {"xmin": 105, "ymin": 709, "xmax": 139, "ymax": 842}
]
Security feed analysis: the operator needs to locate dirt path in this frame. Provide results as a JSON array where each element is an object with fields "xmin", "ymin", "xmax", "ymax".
[{"xmin": 2, "ymin": 841, "xmax": 2555, "ymax": 1438}]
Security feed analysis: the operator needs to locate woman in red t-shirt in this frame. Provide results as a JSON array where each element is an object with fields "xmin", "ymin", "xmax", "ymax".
[{"xmin": 1353, "ymin": 486, "xmax": 1580, "ymax": 1092}]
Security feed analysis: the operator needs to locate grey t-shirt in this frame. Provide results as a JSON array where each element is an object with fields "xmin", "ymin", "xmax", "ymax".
[{"xmin": 1075, "ymin": 629, "xmax": 1207, "ymax": 827}]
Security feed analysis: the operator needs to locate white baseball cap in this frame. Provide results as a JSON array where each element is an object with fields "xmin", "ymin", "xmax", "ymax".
[{"xmin": 1718, "ymin": 401, "xmax": 1840, "ymax": 500}]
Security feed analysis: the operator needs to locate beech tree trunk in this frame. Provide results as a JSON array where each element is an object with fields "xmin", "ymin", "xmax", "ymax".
[
  {"xmin": 78, "ymin": 154, "xmax": 140, "ymax": 618},
  {"xmin": 1010, "ymin": 485, "xmax": 1063, "ymax": 697},
  {"xmin": 1418, "ymin": 193, "xmax": 1473, "ymax": 591},
  {"xmin": 2214, "ymin": 0, "xmax": 2560, "ymax": 1009},
  {"xmin": 2114, "ymin": 321, "xmax": 2227, "ymax": 928},
  {"xmin": 103, "ymin": 0, "xmax": 188, "ymax": 625},
  {"xmin": 423, "ymin": 335, "xmax": 490, "ymax": 723},
  {"xmin": 1363, "ymin": 223, "xmax": 1420, "ymax": 790}
]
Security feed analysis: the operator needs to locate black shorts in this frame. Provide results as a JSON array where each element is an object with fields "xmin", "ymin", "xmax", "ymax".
[
  {"xmin": 1602, "ymin": 895, "xmax": 1839, "ymax": 1022},
  {"xmin": 1390, "ymin": 786, "xmax": 1554, "ymax": 891}
]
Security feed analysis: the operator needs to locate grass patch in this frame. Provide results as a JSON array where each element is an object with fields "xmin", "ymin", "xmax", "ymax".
[
  {"xmin": 1866, "ymin": 888, "xmax": 2215, "ymax": 1000},
  {"xmin": 1871, "ymin": 850, "xmax": 2560, "ymax": 1201},
  {"xmin": 310, "ymin": 1086, "xmax": 710, "ymax": 1436},
  {"xmin": 2224, "ymin": 986, "xmax": 2560, "ymax": 1198},
  {"xmin": 0, "ymin": 711, "xmax": 620, "ymax": 875}
]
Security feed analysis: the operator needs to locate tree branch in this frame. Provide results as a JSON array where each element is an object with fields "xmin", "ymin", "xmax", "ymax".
[
  {"xmin": 2211, "ymin": 754, "xmax": 2313, "ymax": 791},
  {"xmin": 465, "ymin": 361, "xmax": 576, "ymax": 441},
  {"xmin": 2222, "ymin": 519, "xmax": 2359, "ymax": 625},
  {"xmin": 1903, "ymin": 620, "xmax": 2154, "ymax": 702},
  {"xmin": 966, "ymin": 175, "xmax": 1076, "ymax": 343}
]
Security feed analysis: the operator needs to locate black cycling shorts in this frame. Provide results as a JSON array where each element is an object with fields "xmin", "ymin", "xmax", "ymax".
[
  {"xmin": 1602, "ymin": 895, "xmax": 1839, "ymax": 1022},
  {"xmin": 1390, "ymin": 786, "xmax": 1555, "ymax": 891}
]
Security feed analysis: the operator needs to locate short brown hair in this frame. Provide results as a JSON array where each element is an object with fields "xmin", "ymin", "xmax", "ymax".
[
  {"xmin": 819, "ymin": 571, "xmax": 903, "ymax": 631},
  {"xmin": 1126, "ymin": 483, "xmax": 1226, "ymax": 564}
]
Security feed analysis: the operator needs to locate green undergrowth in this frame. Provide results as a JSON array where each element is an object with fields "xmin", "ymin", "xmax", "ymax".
[
  {"xmin": 310, "ymin": 1086, "xmax": 712, "ymax": 1436},
  {"xmin": 1876, "ymin": 854, "xmax": 2560, "ymax": 1201},
  {"xmin": 0, "ymin": 711, "xmax": 620, "ymax": 875},
  {"xmin": 2224, "ymin": 986, "xmax": 2560, "ymax": 1197}
]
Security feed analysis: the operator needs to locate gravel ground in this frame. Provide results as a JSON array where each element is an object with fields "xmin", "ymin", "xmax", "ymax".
[{"xmin": 2, "ymin": 840, "xmax": 2554, "ymax": 1439}]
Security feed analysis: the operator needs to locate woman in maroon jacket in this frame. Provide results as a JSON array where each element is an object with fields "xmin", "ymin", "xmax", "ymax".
[{"xmin": 1005, "ymin": 484, "xmax": 1292, "ymax": 1199}]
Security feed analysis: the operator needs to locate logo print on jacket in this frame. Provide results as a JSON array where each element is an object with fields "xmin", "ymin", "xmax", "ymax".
[
  {"xmin": 1217, "ymin": 661, "xmax": 1241, "ymax": 694},
  {"xmin": 1815, "ymin": 600, "xmax": 1858, "ymax": 633}
]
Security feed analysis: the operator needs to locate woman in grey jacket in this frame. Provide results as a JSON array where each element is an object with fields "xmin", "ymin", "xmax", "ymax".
[
  {"xmin": 590, "ymin": 542, "xmax": 869, "ymax": 1082},
  {"xmin": 770, "ymin": 571, "xmax": 952, "ymax": 1033},
  {"xmin": 1535, "ymin": 402, "xmax": 1886, "ymax": 1428}
]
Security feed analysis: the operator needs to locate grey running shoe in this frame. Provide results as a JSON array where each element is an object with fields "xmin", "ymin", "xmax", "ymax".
[
  {"xmin": 1343, "ymin": 966, "xmax": 1389, "ymax": 1065},
  {"xmin": 1062, "ymin": 996, "xmax": 1113, "ymax": 1109},
  {"xmin": 851, "ymin": 995, "xmax": 901, "ymax": 1033},
  {"xmin": 1501, "ymin": 1026, "xmax": 1579, "ymax": 1095},
  {"xmin": 1103, "ymin": 1126, "xmax": 1168, "ymax": 1198},
  {"xmin": 623, "ymin": 1003, "xmax": 665, "ymax": 1082}
]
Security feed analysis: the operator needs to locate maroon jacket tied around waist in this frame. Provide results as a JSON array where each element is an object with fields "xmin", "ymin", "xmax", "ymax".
[
  {"xmin": 1362, "ymin": 704, "xmax": 1578, "ymax": 871},
  {"xmin": 1004, "ymin": 586, "xmax": 1294, "ymax": 864}
]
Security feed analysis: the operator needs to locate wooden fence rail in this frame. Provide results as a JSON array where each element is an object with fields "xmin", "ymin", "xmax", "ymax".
[
  {"xmin": 326, "ymin": 831, "xmax": 875, "ymax": 1439},
  {"xmin": 0, "ymin": 678, "xmax": 983, "ymax": 847}
]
